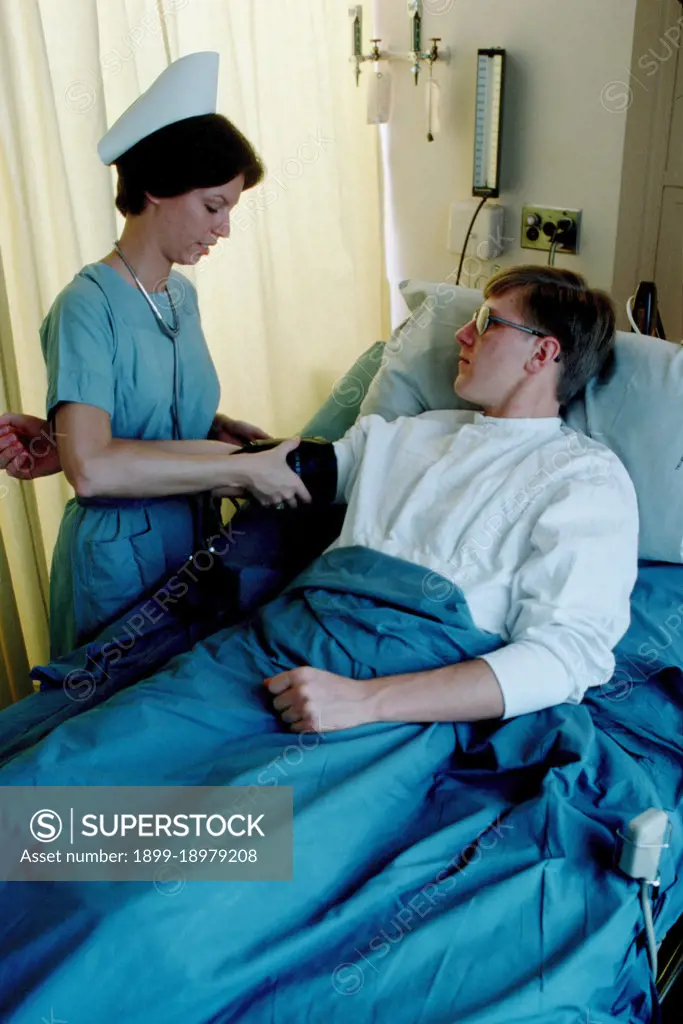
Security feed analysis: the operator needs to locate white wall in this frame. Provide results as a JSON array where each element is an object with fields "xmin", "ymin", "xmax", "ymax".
[{"xmin": 369, "ymin": 0, "xmax": 638, "ymax": 323}]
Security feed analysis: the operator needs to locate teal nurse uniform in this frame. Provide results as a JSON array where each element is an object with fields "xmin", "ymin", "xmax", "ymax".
[{"xmin": 41, "ymin": 262, "xmax": 221, "ymax": 659}]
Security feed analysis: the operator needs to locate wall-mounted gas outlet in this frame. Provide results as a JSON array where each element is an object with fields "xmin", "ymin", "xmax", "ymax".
[{"xmin": 521, "ymin": 205, "xmax": 581, "ymax": 254}]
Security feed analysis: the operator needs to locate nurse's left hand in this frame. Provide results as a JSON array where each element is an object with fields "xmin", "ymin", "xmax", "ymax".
[
  {"xmin": 211, "ymin": 414, "xmax": 271, "ymax": 446},
  {"xmin": 264, "ymin": 667, "xmax": 375, "ymax": 733}
]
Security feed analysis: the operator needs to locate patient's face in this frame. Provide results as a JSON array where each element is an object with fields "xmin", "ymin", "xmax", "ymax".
[{"xmin": 454, "ymin": 289, "xmax": 540, "ymax": 409}]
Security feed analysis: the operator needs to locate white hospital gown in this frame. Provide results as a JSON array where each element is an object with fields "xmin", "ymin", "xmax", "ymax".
[{"xmin": 332, "ymin": 410, "xmax": 640, "ymax": 718}]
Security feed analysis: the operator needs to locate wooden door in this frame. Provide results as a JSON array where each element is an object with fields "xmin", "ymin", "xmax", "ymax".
[
  {"xmin": 613, "ymin": 0, "xmax": 683, "ymax": 336},
  {"xmin": 655, "ymin": 187, "xmax": 683, "ymax": 339},
  {"xmin": 653, "ymin": 16, "xmax": 683, "ymax": 339}
]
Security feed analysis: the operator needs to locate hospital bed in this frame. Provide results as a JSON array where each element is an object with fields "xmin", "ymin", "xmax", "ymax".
[
  {"xmin": 629, "ymin": 280, "xmax": 683, "ymax": 1020},
  {"xmin": 0, "ymin": 278, "xmax": 682, "ymax": 1023}
]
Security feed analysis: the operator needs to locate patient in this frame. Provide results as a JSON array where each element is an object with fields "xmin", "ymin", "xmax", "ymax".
[
  {"xmin": 266, "ymin": 264, "xmax": 639, "ymax": 728},
  {"xmin": 0, "ymin": 265, "xmax": 639, "ymax": 745}
]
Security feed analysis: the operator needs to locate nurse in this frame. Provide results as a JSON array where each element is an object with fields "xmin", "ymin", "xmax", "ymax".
[{"xmin": 0, "ymin": 52, "xmax": 310, "ymax": 659}]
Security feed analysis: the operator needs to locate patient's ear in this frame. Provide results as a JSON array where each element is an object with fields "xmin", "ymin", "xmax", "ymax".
[{"xmin": 530, "ymin": 335, "xmax": 561, "ymax": 370}]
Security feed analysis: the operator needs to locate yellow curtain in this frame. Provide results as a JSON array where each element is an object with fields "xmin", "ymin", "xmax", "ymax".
[
  {"xmin": 0, "ymin": 247, "xmax": 54, "ymax": 701},
  {"xmin": 0, "ymin": 0, "xmax": 388, "ymax": 704}
]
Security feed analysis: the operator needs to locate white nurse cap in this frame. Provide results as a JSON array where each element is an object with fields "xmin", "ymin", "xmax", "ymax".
[{"xmin": 97, "ymin": 51, "xmax": 220, "ymax": 165}]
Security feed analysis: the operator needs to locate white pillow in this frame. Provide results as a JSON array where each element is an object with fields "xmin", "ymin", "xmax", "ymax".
[{"xmin": 360, "ymin": 279, "xmax": 683, "ymax": 564}]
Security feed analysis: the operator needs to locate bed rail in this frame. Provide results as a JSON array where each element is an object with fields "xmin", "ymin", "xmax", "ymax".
[{"xmin": 658, "ymin": 913, "xmax": 683, "ymax": 1018}]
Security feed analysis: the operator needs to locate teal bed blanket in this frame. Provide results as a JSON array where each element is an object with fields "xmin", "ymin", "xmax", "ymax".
[{"xmin": 0, "ymin": 547, "xmax": 681, "ymax": 1023}]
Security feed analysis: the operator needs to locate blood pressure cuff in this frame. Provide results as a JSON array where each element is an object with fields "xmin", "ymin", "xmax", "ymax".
[
  {"xmin": 31, "ymin": 439, "xmax": 344, "ymax": 694},
  {"xmin": 236, "ymin": 436, "xmax": 338, "ymax": 505}
]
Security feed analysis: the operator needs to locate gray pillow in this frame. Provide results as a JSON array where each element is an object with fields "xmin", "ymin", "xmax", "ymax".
[
  {"xmin": 301, "ymin": 341, "xmax": 385, "ymax": 441},
  {"xmin": 360, "ymin": 279, "xmax": 683, "ymax": 564}
]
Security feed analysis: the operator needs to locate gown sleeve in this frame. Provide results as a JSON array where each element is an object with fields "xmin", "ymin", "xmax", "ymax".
[
  {"xmin": 332, "ymin": 415, "xmax": 378, "ymax": 502},
  {"xmin": 479, "ymin": 460, "xmax": 640, "ymax": 719}
]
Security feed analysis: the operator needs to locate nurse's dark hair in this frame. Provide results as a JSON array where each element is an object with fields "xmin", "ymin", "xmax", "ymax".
[
  {"xmin": 484, "ymin": 265, "xmax": 616, "ymax": 407},
  {"xmin": 114, "ymin": 113, "xmax": 265, "ymax": 216}
]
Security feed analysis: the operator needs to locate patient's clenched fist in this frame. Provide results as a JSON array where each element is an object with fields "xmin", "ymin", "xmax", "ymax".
[
  {"xmin": 0, "ymin": 413, "xmax": 62, "ymax": 479},
  {"xmin": 264, "ymin": 666, "xmax": 373, "ymax": 733}
]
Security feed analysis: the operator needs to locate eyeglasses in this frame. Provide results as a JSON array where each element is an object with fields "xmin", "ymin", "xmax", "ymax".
[{"xmin": 472, "ymin": 304, "xmax": 561, "ymax": 362}]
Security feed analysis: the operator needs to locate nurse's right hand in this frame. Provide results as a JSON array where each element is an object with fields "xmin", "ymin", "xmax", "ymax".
[
  {"xmin": 0, "ymin": 413, "xmax": 62, "ymax": 480},
  {"xmin": 230, "ymin": 438, "xmax": 313, "ymax": 509}
]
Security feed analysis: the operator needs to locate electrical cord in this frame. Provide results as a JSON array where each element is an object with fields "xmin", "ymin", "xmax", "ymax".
[
  {"xmin": 617, "ymin": 809, "xmax": 670, "ymax": 991},
  {"xmin": 548, "ymin": 218, "xmax": 578, "ymax": 266},
  {"xmin": 658, "ymin": 930, "xmax": 683, "ymax": 1002},
  {"xmin": 639, "ymin": 880, "xmax": 659, "ymax": 982},
  {"xmin": 456, "ymin": 195, "xmax": 488, "ymax": 285},
  {"xmin": 626, "ymin": 293, "xmax": 671, "ymax": 340},
  {"xmin": 626, "ymin": 294, "xmax": 641, "ymax": 333}
]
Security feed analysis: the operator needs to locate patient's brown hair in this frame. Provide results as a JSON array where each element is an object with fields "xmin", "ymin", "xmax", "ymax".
[{"xmin": 484, "ymin": 266, "xmax": 616, "ymax": 407}]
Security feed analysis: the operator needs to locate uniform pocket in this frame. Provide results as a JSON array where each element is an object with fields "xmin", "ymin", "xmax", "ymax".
[{"xmin": 76, "ymin": 511, "xmax": 168, "ymax": 641}]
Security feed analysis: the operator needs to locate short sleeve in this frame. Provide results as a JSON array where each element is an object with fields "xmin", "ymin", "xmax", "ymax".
[{"xmin": 40, "ymin": 276, "xmax": 116, "ymax": 420}]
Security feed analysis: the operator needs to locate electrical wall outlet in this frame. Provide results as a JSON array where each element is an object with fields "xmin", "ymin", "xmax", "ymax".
[{"xmin": 521, "ymin": 205, "xmax": 581, "ymax": 254}]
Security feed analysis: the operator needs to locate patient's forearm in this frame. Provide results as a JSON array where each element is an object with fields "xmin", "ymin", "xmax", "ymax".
[{"xmin": 367, "ymin": 659, "xmax": 505, "ymax": 723}]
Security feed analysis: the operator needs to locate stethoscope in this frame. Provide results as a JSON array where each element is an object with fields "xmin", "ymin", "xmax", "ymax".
[{"xmin": 114, "ymin": 241, "xmax": 183, "ymax": 440}]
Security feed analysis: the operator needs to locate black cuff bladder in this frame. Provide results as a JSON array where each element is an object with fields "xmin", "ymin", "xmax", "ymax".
[{"xmin": 236, "ymin": 437, "xmax": 338, "ymax": 505}]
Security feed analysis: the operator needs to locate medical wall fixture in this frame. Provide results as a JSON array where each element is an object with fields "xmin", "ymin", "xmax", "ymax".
[
  {"xmin": 349, "ymin": 5, "xmax": 389, "ymax": 86},
  {"xmin": 407, "ymin": 0, "xmax": 446, "ymax": 86},
  {"xmin": 349, "ymin": 2, "xmax": 449, "ymax": 88},
  {"xmin": 473, "ymin": 49, "xmax": 506, "ymax": 198}
]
